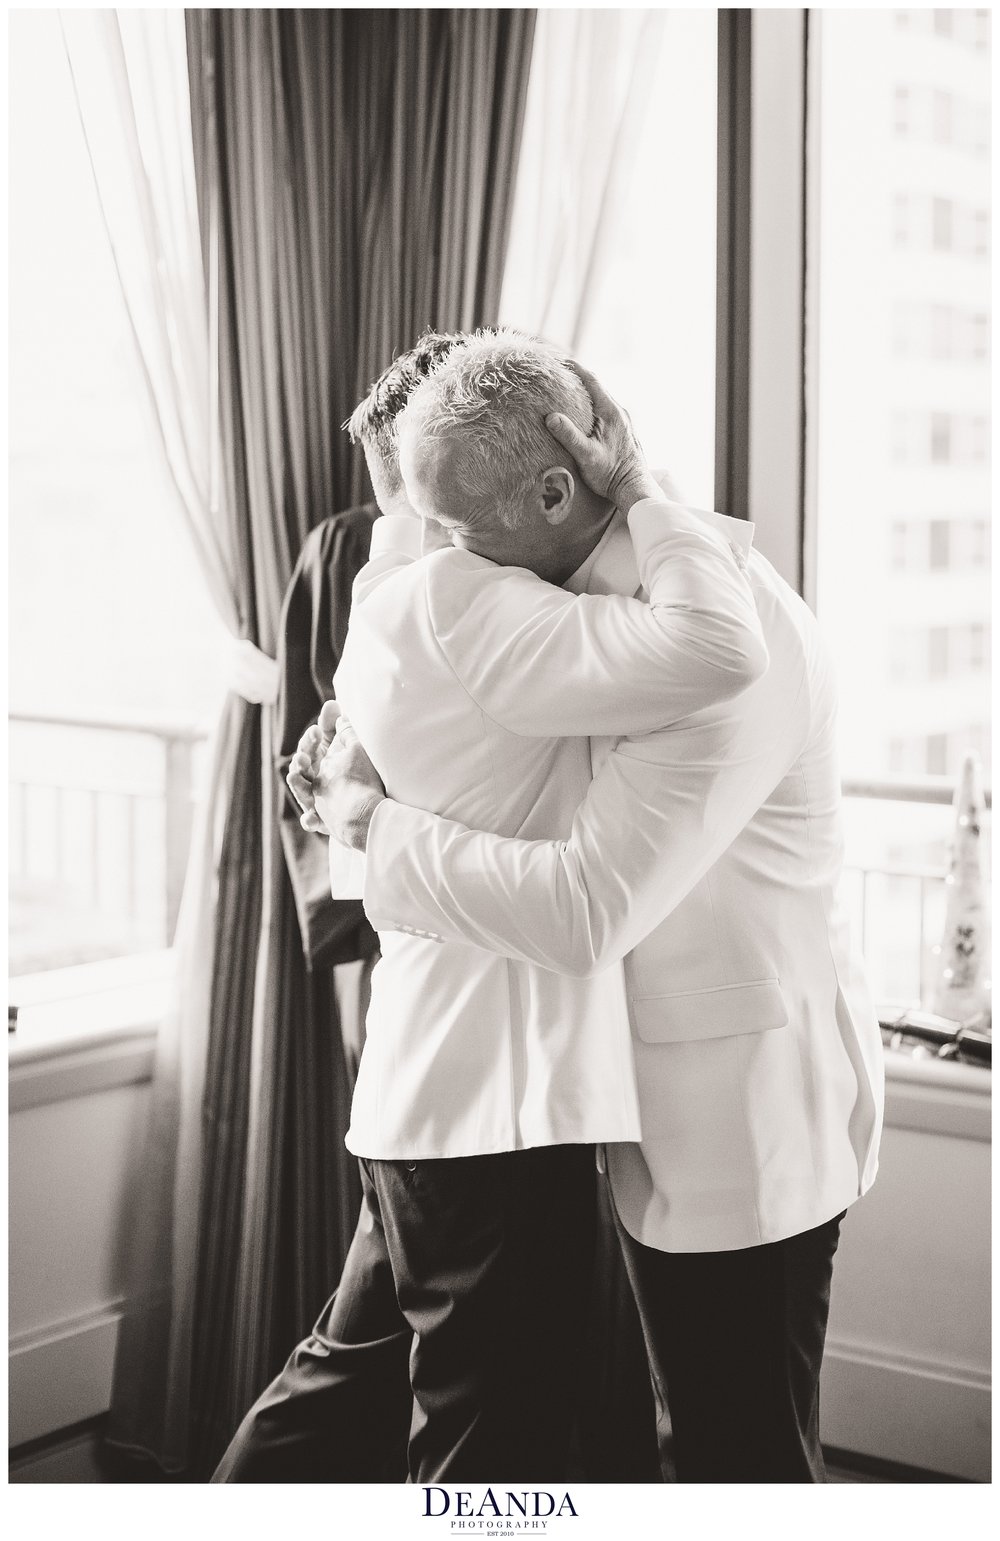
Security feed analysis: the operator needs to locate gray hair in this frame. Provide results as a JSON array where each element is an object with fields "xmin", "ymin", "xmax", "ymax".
[{"xmin": 396, "ymin": 328, "xmax": 594, "ymax": 529}]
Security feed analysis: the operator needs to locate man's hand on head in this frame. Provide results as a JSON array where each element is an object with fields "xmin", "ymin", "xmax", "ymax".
[
  {"xmin": 314, "ymin": 718, "xmax": 387, "ymax": 853},
  {"xmin": 545, "ymin": 362, "xmax": 663, "ymax": 515},
  {"xmin": 287, "ymin": 700, "xmax": 341, "ymax": 833}
]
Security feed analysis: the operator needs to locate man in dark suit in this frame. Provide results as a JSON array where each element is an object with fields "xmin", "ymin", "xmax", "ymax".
[{"xmin": 274, "ymin": 333, "xmax": 462, "ymax": 1075}]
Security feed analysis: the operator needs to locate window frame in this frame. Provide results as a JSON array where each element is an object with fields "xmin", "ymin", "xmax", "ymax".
[
  {"xmin": 716, "ymin": 7, "xmax": 807, "ymax": 594},
  {"xmin": 8, "ymin": 8, "xmax": 991, "ymax": 1032},
  {"xmin": 725, "ymin": 8, "xmax": 991, "ymax": 796}
]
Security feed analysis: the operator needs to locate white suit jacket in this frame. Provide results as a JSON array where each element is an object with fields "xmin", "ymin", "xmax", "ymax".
[
  {"xmin": 331, "ymin": 499, "xmax": 766, "ymax": 1159},
  {"xmin": 363, "ymin": 517, "xmax": 885, "ymax": 1250}
]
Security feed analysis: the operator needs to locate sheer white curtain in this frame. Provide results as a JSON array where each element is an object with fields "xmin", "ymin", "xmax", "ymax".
[
  {"xmin": 60, "ymin": 8, "xmax": 252, "ymax": 1469},
  {"xmin": 499, "ymin": 9, "xmax": 719, "ymax": 505},
  {"xmin": 61, "ymin": 7, "xmax": 238, "ymax": 629},
  {"xmin": 498, "ymin": 7, "xmax": 667, "ymax": 348}
]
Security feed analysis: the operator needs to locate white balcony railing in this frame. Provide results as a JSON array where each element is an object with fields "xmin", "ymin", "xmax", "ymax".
[
  {"xmin": 7, "ymin": 717, "xmax": 992, "ymax": 1002},
  {"xmin": 9, "ymin": 713, "xmax": 208, "ymax": 976},
  {"xmin": 840, "ymin": 776, "xmax": 991, "ymax": 1010}
]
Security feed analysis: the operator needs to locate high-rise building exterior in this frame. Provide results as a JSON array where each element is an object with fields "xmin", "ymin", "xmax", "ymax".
[
  {"xmin": 814, "ymin": 9, "xmax": 990, "ymax": 1003},
  {"xmin": 816, "ymin": 8, "xmax": 991, "ymax": 787}
]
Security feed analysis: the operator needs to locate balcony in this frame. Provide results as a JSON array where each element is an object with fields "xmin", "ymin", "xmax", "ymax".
[
  {"xmin": 839, "ymin": 774, "xmax": 991, "ymax": 1014},
  {"xmin": 7, "ymin": 717, "xmax": 993, "ymax": 1019},
  {"xmin": 8, "ymin": 713, "xmax": 209, "ymax": 978}
]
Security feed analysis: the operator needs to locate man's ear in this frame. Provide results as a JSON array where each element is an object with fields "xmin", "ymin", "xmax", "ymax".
[{"xmin": 539, "ymin": 466, "xmax": 575, "ymax": 526}]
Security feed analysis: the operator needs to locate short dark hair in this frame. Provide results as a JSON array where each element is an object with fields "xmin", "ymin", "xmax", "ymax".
[{"xmin": 345, "ymin": 331, "xmax": 463, "ymax": 489}]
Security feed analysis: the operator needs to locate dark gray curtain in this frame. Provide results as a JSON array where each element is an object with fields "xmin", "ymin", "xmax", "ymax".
[{"xmin": 107, "ymin": 6, "xmax": 535, "ymax": 1477}]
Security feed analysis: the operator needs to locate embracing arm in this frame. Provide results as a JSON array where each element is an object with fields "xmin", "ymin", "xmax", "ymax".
[
  {"xmin": 360, "ymin": 669, "xmax": 810, "ymax": 977},
  {"xmin": 437, "ymin": 497, "xmax": 768, "ymax": 739}
]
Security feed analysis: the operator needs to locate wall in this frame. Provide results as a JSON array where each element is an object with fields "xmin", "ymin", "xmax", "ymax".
[
  {"xmin": 821, "ymin": 1055, "xmax": 991, "ymax": 1480},
  {"xmin": 8, "ymin": 976, "xmax": 159, "ymax": 1482},
  {"xmin": 7, "ymin": 1008, "xmax": 992, "ymax": 1482}
]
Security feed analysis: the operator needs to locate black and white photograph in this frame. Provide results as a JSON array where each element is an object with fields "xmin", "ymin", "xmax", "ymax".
[{"xmin": 6, "ymin": 2, "xmax": 993, "ymax": 1530}]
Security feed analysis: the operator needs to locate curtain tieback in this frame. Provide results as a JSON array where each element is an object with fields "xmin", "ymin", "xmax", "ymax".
[{"xmin": 227, "ymin": 636, "xmax": 279, "ymax": 705}]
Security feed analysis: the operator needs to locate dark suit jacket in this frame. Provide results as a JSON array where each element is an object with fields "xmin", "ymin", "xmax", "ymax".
[{"xmin": 275, "ymin": 504, "xmax": 380, "ymax": 970}]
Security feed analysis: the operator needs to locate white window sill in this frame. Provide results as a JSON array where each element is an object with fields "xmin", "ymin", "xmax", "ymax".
[
  {"xmin": 7, "ymin": 952, "xmax": 990, "ymax": 1140},
  {"xmin": 8, "ymin": 951, "xmax": 174, "ymax": 1111},
  {"xmin": 883, "ymin": 1046, "xmax": 991, "ymax": 1142}
]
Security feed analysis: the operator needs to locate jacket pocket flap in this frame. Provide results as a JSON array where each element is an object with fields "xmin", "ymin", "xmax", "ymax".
[{"xmin": 632, "ymin": 979, "xmax": 789, "ymax": 1044}]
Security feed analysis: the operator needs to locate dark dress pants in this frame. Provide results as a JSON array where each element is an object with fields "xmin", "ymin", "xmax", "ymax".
[
  {"xmin": 213, "ymin": 1144, "xmax": 596, "ymax": 1483},
  {"xmin": 611, "ymin": 1188, "xmax": 845, "ymax": 1484}
]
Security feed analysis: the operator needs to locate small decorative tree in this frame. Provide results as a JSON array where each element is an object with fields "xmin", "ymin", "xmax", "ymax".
[{"xmin": 931, "ymin": 752, "xmax": 991, "ymax": 1025}]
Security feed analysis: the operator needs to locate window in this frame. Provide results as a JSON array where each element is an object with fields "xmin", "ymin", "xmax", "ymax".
[
  {"xmin": 930, "ymin": 304, "xmax": 953, "ymax": 358},
  {"xmin": 891, "ymin": 521, "xmax": 913, "ymax": 570},
  {"xmin": 973, "ymin": 10, "xmax": 991, "ymax": 51},
  {"xmin": 889, "ymin": 516, "xmax": 991, "ymax": 573},
  {"xmin": 928, "ymin": 628, "xmax": 950, "ymax": 679},
  {"xmin": 813, "ymin": 10, "xmax": 991, "ymax": 787},
  {"xmin": 969, "ymin": 516, "xmax": 990, "ymax": 563},
  {"xmin": 969, "ymin": 624, "xmax": 988, "ymax": 671},
  {"xmin": 890, "ymin": 629, "xmax": 918, "ymax": 684},
  {"xmin": 927, "ymin": 734, "xmax": 950, "ymax": 775},
  {"xmin": 889, "ymin": 623, "xmax": 992, "ymax": 683},
  {"xmin": 932, "ymin": 89, "xmax": 953, "ymax": 144},
  {"xmin": 929, "ymin": 520, "xmax": 951, "ymax": 569},
  {"xmin": 892, "ymin": 301, "xmax": 990, "ymax": 362},
  {"xmin": 8, "ymin": 12, "xmax": 227, "ymax": 976},
  {"xmin": 932, "ymin": 195, "xmax": 954, "ymax": 250},
  {"xmin": 929, "ymin": 412, "xmax": 952, "ymax": 462},
  {"xmin": 967, "ymin": 414, "xmax": 989, "ymax": 461}
]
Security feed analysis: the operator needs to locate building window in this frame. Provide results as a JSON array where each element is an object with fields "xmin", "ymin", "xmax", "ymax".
[
  {"xmin": 930, "ymin": 304, "xmax": 953, "ymax": 358},
  {"xmin": 927, "ymin": 734, "xmax": 949, "ymax": 775},
  {"xmin": 967, "ymin": 414, "xmax": 989, "ymax": 462},
  {"xmin": 968, "ymin": 517, "xmax": 990, "ymax": 564},
  {"xmin": 932, "ymin": 89, "xmax": 953, "ymax": 144},
  {"xmin": 893, "ymin": 302, "xmax": 990, "ymax": 362},
  {"xmin": 932, "ymin": 195, "xmax": 954, "ymax": 250},
  {"xmin": 929, "ymin": 412, "xmax": 952, "ymax": 462},
  {"xmin": 928, "ymin": 519, "xmax": 951, "ymax": 569},
  {"xmin": 890, "ymin": 630, "xmax": 917, "ymax": 683},
  {"xmin": 928, "ymin": 628, "xmax": 950, "ymax": 679}
]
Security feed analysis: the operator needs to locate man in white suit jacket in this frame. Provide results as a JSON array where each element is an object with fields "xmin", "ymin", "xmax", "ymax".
[
  {"xmin": 318, "ymin": 356, "xmax": 885, "ymax": 1482},
  {"xmin": 215, "ymin": 331, "xmax": 767, "ymax": 1483}
]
